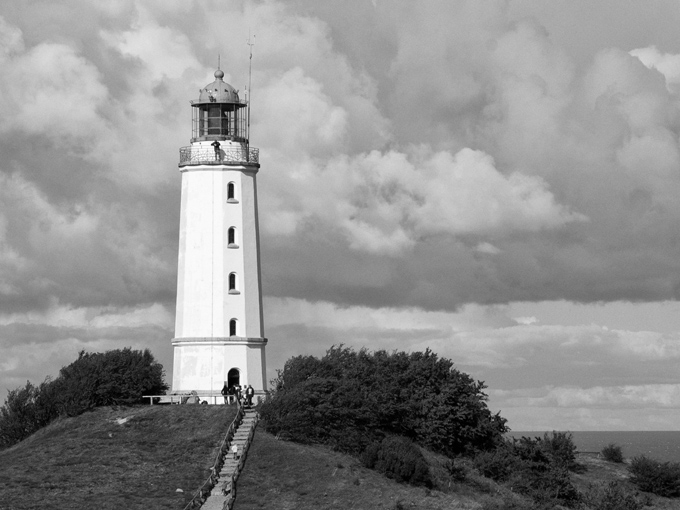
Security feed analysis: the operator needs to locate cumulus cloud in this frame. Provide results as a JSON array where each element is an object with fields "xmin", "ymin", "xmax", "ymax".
[
  {"xmin": 2, "ymin": 0, "xmax": 680, "ymax": 430},
  {"xmin": 261, "ymin": 297, "xmax": 680, "ymax": 430},
  {"xmin": 263, "ymin": 147, "xmax": 583, "ymax": 256},
  {"xmin": 4, "ymin": 0, "xmax": 680, "ymax": 314},
  {"xmin": 0, "ymin": 34, "xmax": 109, "ymax": 147},
  {"xmin": 631, "ymin": 45, "xmax": 680, "ymax": 88},
  {"xmin": 500, "ymin": 384, "xmax": 680, "ymax": 409},
  {"xmin": 264, "ymin": 297, "xmax": 680, "ymax": 386}
]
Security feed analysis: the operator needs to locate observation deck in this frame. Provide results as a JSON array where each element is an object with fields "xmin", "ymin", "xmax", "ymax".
[{"xmin": 178, "ymin": 145, "xmax": 260, "ymax": 168}]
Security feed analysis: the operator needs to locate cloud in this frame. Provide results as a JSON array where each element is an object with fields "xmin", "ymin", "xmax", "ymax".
[
  {"xmin": 498, "ymin": 384, "xmax": 680, "ymax": 409},
  {"xmin": 630, "ymin": 45, "xmax": 680, "ymax": 88},
  {"xmin": 0, "ymin": 301, "xmax": 173, "ymax": 391},
  {"xmin": 0, "ymin": 36, "xmax": 109, "ymax": 146},
  {"xmin": 3, "ymin": 0, "xmax": 680, "ymax": 315},
  {"xmin": 261, "ymin": 298, "xmax": 680, "ymax": 411},
  {"xmin": 263, "ymin": 147, "xmax": 583, "ymax": 257},
  {"xmin": 2, "ymin": 1, "xmax": 680, "ymax": 430},
  {"xmin": 499, "ymin": 406, "xmax": 680, "ymax": 432}
]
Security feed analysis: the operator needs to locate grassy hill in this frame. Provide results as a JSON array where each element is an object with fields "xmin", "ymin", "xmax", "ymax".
[
  {"xmin": 0, "ymin": 405, "xmax": 236, "ymax": 510},
  {"xmin": 232, "ymin": 427, "xmax": 504, "ymax": 510},
  {"xmin": 234, "ymin": 428, "xmax": 680, "ymax": 510},
  {"xmin": 3, "ymin": 406, "xmax": 680, "ymax": 510}
]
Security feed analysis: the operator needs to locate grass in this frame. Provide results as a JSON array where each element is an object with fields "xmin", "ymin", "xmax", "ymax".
[
  {"xmin": 5, "ymin": 408, "xmax": 680, "ymax": 509},
  {"xmin": 573, "ymin": 453, "xmax": 680, "ymax": 509},
  {"xmin": 0, "ymin": 404, "xmax": 237, "ymax": 510},
  {"xmin": 232, "ymin": 428, "xmax": 520, "ymax": 510},
  {"xmin": 234, "ymin": 431, "xmax": 680, "ymax": 510}
]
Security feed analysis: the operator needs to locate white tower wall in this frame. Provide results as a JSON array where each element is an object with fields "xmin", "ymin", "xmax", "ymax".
[{"xmin": 172, "ymin": 135, "xmax": 267, "ymax": 395}]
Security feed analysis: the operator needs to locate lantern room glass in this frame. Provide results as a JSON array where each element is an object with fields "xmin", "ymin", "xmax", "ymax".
[{"xmin": 192, "ymin": 103, "xmax": 248, "ymax": 142}]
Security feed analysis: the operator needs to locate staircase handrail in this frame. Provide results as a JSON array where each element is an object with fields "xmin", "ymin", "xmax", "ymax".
[
  {"xmin": 182, "ymin": 401, "xmax": 245, "ymax": 510},
  {"xmin": 223, "ymin": 412, "xmax": 259, "ymax": 510}
]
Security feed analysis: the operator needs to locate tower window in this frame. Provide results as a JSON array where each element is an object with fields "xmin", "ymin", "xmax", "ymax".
[
  {"xmin": 228, "ymin": 227, "xmax": 238, "ymax": 248},
  {"xmin": 229, "ymin": 319, "xmax": 238, "ymax": 336},
  {"xmin": 228, "ymin": 272, "xmax": 240, "ymax": 294},
  {"xmin": 227, "ymin": 182, "xmax": 238, "ymax": 203}
]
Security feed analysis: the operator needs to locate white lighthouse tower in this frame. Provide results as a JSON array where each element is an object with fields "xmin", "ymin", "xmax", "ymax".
[{"xmin": 171, "ymin": 67, "xmax": 267, "ymax": 398}]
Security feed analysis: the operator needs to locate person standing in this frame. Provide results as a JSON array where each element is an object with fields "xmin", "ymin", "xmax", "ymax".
[
  {"xmin": 211, "ymin": 140, "xmax": 221, "ymax": 161},
  {"xmin": 245, "ymin": 385, "xmax": 255, "ymax": 407},
  {"xmin": 221, "ymin": 382, "xmax": 229, "ymax": 404}
]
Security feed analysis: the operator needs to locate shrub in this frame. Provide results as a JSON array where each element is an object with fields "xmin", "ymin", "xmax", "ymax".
[
  {"xmin": 509, "ymin": 465, "xmax": 580, "ymax": 508},
  {"xmin": 582, "ymin": 481, "xmax": 644, "ymax": 510},
  {"xmin": 360, "ymin": 436, "xmax": 432, "ymax": 487},
  {"xmin": 474, "ymin": 446, "xmax": 518, "ymax": 482},
  {"xmin": 0, "ymin": 381, "xmax": 41, "ymax": 448},
  {"xmin": 628, "ymin": 455, "xmax": 680, "ymax": 497},
  {"xmin": 539, "ymin": 431, "xmax": 582, "ymax": 471},
  {"xmin": 444, "ymin": 458, "xmax": 467, "ymax": 482},
  {"xmin": 0, "ymin": 348, "xmax": 167, "ymax": 449},
  {"xmin": 261, "ymin": 346, "xmax": 507, "ymax": 458},
  {"xmin": 260, "ymin": 376, "xmax": 379, "ymax": 454},
  {"xmin": 475, "ymin": 436, "xmax": 581, "ymax": 508},
  {"xmin": 601, "ymin": 443, "xmax": 624, "ymax": 463},
  {"xmin": 57, "ymin": 348, "xmax": 168, "ymax": 414}
]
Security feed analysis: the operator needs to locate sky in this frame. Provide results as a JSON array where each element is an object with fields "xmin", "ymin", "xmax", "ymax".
[{"xmin": 2, "ymin": 0, "xmax": 680, "ymax": 431}]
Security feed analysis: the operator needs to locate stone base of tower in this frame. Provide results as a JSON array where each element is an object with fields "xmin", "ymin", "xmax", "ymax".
[{"xmin": 171, "ymin": 337, "xmax": 267, "ymax": 394}]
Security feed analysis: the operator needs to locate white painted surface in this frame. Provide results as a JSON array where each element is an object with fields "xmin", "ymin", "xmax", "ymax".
[{"xmin": 172, "ymin": 139, "xmax": 267, "ymax": 393}]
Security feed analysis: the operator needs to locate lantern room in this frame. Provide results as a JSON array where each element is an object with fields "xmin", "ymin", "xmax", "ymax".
[{"xmin": 190, "ymin": 69, "xmax": 249, "ymax": 143}]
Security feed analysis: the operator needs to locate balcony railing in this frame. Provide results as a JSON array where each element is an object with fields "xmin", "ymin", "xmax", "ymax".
[{"xmin": 179, "ymin": 146, "xmax": 259, "ymax": 167}]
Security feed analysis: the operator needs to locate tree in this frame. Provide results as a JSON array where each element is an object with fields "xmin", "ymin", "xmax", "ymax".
[
  {"xmin": 57, "ymin": 348, "xmax": 168, "ymax": 414},
  {"xmin": 0, "ymin": 348, "xmax": 168, "ymax": 449},
  {"xmin": 261, "ymin": 346, "xmax": 507, "ymax": 458}
]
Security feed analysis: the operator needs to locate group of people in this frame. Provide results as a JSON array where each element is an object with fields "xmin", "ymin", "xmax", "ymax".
[{"xmin": 221, "ymin": 383, "xmax": 255, "ymax": 407}]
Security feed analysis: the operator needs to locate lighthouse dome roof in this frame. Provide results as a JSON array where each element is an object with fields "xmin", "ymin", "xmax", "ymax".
[{"xmin": 197, "ymin": 69, "xmax": 240, "ymax": 103}]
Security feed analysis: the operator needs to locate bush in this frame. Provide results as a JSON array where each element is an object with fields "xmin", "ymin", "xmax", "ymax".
[
  {"xmin": 56, "ymin": 348, "xmax": 168, "ymax": 414},
  {"xmin": 474, "ymin": 435, "xmax": 581, "ymax": 508},
  {"xmin": 582, "ymin": 481, "xmax": 644, "ymax": 510},
  {"xmin": 540, "ymin": 431, "xmax": 583, "ymax": 471},
  {"xmin": 0, "ymin": 381, "xmax": 43, "ymax": 448},
  {"xmin": 0, "ymin": 348, "xmax": 167, "ymax": 449},
  {"xmin": 509, "ymin": 465, "xmax": 580, "ymax": 508},
  {"xmin": 474, "ymin": 446, "xmax": 518, "ymax": 482},
  {"xmin": 628, "ymin": 455, "xmax": 680, "ymax": 497},
  {"xmin": 444, "ymin": 458, "xmax": 467, "ymax": 482},
  {"xmin": 360, "ymin": 436, "xmax": 432, "ymax": 487},
  {"xmin": 261, "ymin": 346, "xmax": 507, "ymax": 457},
  {"xmin": 601, "ymin": 443, "xmax": 624, "ymax": 463}
]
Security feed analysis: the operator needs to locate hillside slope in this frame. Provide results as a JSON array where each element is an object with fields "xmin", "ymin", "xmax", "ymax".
[
  {"xmin": 0, "ymin": 405, "xmax": 236, "ymax": 510},
  {"xmin": 3, "ymin": 406, "xmax": 680, "ymax": 510},
  {"xmin": 233, "ymin": 428, "xmax": 514, "ymax": 510},
  {"xmin": 234, "ymin": 429, "xmax": 680, "ymax": 510}
]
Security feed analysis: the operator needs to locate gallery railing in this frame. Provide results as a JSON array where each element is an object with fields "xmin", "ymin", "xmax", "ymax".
[{"xmin": 179, "ymin": 146, "xmax": 259, "ymax": 167}]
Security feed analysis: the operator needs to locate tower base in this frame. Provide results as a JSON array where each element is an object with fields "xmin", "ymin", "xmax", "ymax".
[{"xmin": 171, "ymin": 337, "xmax": 267, "ymax": 393}]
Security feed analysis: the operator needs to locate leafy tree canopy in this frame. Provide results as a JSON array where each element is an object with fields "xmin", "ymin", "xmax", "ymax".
[
  {"xmin": 0, "ymin": 348, "xmax": 167, "ymax": 449},
  {"xmin": 261, "ymin": 346, "xmax": 507, "ymax": 458}
]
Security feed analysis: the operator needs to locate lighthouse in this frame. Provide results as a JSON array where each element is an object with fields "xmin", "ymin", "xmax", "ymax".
[{"xmin": 171, "ymin": 67, "xmax": 267, "ymax": 398}]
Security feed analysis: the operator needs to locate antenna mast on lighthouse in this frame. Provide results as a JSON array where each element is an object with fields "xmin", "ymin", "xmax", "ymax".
[{"xmin": 246, "ymin": 33, "xmax": 255, "ymax": 160}]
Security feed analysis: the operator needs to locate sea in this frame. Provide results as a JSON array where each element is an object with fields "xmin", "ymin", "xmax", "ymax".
[{"xmin": 507, "ymin": 431, "xmax": 680, "ymax": 463}]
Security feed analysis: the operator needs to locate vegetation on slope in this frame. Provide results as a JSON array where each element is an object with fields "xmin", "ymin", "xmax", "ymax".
[
  {"xmin": 261, "ymin": 346, "xmax": 507, "ymax": 460},
  {"xmin": 258, "ymin": 347, "xmax": 680, "ymax": 509},
  {"xmin": 237, "ymin": 428, "xmax": 680, "ymax": 510},
  {"xmin": 233, "ymin": 427, "xmax": 525, "ymax": 510},
  {"xmin": 0, "ymin": 405, "xmax": 237, "ymax": 510},
  {"xmin": 0, "ymin": 348, "xmax": 167, "ymax": 449}
]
